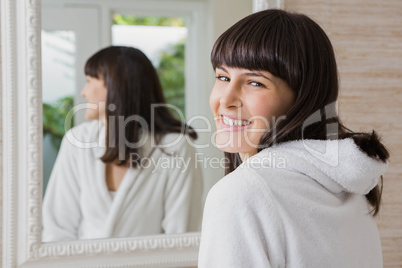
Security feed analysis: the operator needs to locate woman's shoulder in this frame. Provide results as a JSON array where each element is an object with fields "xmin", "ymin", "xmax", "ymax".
[
  {"xmin": 66, "ymin": 119, "xmax": 100, "ymax": 134},
  {"xmin": 203, "ymin": 166, "xmax": 284, "ymax": 235},
  {"xmin": 156, "ymin": 132, "xmax": 196, "ymax": 157},
  {"xmin": 205, "ymin": 151, "xmax": 304, "ymax": 213},
  {"xmin": 63, "ymin": 120, "xmax": 103, "ymax": 148},
  {"xmin": 207, "ymin": 166, "xmax": 272, "ymax": 208}
]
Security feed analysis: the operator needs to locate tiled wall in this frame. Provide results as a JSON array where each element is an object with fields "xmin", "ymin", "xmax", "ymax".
[{"xmin": 285, "ymin": 0, "xmax": 402, "ymax": 266}]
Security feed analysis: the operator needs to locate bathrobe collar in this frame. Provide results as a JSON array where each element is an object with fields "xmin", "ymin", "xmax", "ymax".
[
  {"xmin": 244, "ymin": 139, "xmax": 388, "ymax": 195},
  {"xmin": 92, "ymin": 122, "xmax": 155, "ymax": 159}
]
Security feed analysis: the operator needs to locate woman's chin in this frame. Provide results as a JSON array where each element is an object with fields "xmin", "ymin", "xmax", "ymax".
[
  {"xmin": 216, "ymin": 145, "xmax": 237, "ymax": 153},
  {"xmin": 214, "ymin": 137, "xmax": 258, "ymax": 159},
  {"xmin": 214, "ymin": 139, "xmax": 243, "ymax": 154},
  {"xmin": 85, "ymin": 114, "xmax": 97, "ymax": 121}
]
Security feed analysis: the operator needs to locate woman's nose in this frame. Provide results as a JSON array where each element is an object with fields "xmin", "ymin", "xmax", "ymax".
[{"xmin": 219, "ymin": 82, "xmax": 242, "ymax": 108}]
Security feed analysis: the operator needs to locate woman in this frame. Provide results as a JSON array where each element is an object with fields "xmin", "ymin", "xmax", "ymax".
[
  {"xmin": 199, "ymin": 10, "xmax": 389, "ymax": 267},
  {"xmin": 42, "ymin": 46, "xmax": 203, "ymax": 242}
]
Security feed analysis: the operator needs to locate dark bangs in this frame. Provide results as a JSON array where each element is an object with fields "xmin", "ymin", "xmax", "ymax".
[
  {"xmin": 212, "ymin": 9, "xmax": 340, "ymax": 124},
  {"xmin": 211, "ymin": 10, "xmax": 302, "ymax": 89},
  {"xmin": 84, "ymin": 52, "xmax": 104, "ymax": 79}
]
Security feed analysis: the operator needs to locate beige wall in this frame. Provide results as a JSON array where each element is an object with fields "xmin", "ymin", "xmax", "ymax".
[{"xmin": 284, "ymin": 0, "xmax": 402, "ymax": 266}]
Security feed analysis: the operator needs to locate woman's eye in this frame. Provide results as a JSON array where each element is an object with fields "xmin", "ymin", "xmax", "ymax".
[
  {"xmin": 250, "ymin": 81, "xmax": 266, "ymax": 88},
  {"xmin": 216, "ymin": 75, "xmax": 230, "ymax": 82}
]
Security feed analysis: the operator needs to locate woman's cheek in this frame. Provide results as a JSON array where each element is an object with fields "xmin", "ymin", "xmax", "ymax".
[{"xmin": 209, "ymin": 87, "xmax": 221, "ymax": 115}]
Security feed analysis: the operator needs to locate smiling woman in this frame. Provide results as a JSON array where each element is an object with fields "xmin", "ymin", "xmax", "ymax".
[
  {"xmin": 199, "ymin": 9, "xmax": 389, "ymax": 268},
  {"xmin": 211, "ymin": 66, "xmax": 295, "ymax": 160}
]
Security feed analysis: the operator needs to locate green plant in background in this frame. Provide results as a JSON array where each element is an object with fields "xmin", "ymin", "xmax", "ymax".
[
  {"xmin": 113, "ymin": 14, "xmax": 187, "ymax": 117},
  {"xmin": 156, "ymin": 40, "xmax": 186, "ymax": 117},
  {"xmin": 113, "ymin": 15, "xmax": 185, "ymax": 27},
  {"xmin": 43, "ymin": 96, "xmax": 74, "ymax": 150}
]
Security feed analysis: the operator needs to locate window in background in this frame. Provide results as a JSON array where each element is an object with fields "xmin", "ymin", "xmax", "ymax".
[
  {"xmin": 42, "ymin": 30, "xmax": 76, "ymax": 193},
  {"xmin": 112, "ymin": 15, "xmax": 187, "ymax": 118}
]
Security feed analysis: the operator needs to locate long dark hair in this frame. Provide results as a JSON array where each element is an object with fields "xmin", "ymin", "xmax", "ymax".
[
  {"xmin": 211, "ymin": 9, "xmax": 389, "ymax": 216},
  {"xmin": 85, "ymin": 46, "xmax": 196, "ymax": 166}
]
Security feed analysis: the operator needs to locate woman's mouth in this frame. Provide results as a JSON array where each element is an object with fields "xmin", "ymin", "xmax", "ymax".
[{"xmin": 220, "ymin": 115, "xmax": 252, "ymax": 130}]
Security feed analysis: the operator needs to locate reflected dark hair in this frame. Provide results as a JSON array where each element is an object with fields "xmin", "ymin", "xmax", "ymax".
[
  {"xmin": 211, "ymin": 9, "xmax": 389, "ymax": 216},
  {"xmin": 85, "ymin": 46, "xmax": 196, "ymax": 166}
]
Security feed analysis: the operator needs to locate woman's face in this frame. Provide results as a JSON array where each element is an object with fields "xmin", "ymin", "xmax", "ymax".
[
  {"xmin": 81, "ymin": 75, "xmax": 107, "ymax": 122},
  {"xmin": 210, "ymin": 65, "xmax": 295, "ymax": 160}
]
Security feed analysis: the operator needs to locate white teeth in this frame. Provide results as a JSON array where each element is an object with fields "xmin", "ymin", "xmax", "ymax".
[{"xmin": 222, "ymin": 116, "xmax": 251, "ymax": 127}]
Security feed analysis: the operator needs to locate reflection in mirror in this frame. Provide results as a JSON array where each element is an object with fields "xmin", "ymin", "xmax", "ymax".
[
  {"xmin": 42, "ymin": 30, "xmax": 76, "ymax": 193},
  {"xmin": 111, "ymin": 14, "xmax": 188, "ymax": 117},
  {"xmin": 41, "ymin": 11, "xmax": 203, "ymax": 242}
]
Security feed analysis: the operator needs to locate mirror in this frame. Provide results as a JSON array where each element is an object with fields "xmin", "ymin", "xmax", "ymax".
[{"xmin": 41, "ymin": 4, "xmax": 204, "ymax": 242}]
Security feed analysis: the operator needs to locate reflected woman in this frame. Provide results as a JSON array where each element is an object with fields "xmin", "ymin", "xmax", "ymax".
[
  {"xmin": 199, "ymin": 9, "xmax": 389, "ymax": 267},
  {"xmin": 42, "ymin": 46, "xmax": 203, "ymax": 242}
]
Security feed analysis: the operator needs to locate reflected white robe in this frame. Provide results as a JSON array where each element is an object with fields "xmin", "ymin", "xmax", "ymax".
[{"xmin": 42, "ymin": 120, "xmax": 203, "ymax": 242}]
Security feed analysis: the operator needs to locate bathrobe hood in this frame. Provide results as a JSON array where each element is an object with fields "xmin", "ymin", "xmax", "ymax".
[{"xmin": 250, "ymin": 138, "xmax": 388, "ymax": 195}]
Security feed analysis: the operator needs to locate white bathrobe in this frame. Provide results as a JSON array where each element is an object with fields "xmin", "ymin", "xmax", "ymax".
[
  {"xmin": 199, "ymin": 139, "xmax": 388, "ymax": 268},
  {"xmin": 42, "ymin": 120, "xmax": 203, "ymax": 242}
]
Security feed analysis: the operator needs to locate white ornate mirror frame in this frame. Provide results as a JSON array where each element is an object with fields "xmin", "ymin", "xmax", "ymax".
[{"xmin": 1, "ymin": 0, "xmax": 202, "ymax": 267}]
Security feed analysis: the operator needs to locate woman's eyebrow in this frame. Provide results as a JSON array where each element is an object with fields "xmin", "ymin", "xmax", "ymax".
[
  {"xmin": 242, "ymin": 71, "xmax": 273, "ymax": 82},
  {"xmin": 216, "ymin": 66, "xmax": 228, "ymax": 73},
  {"xmin": 216, "ymin": 67, "xmax": 274, "ymax": 83}
]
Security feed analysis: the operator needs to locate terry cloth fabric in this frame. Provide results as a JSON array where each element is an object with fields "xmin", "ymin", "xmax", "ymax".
[
  {"xmin": 198, "ymin": 139, "xmax": 388, "ymax": 268},
  {"xmin": 42, "ymin": 120, "xmax": 203, "ymax": 242}
]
